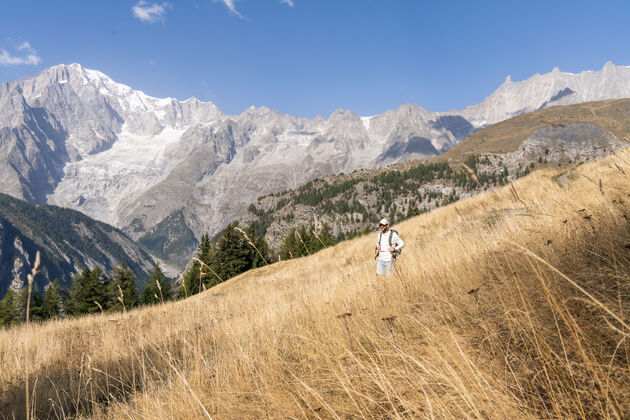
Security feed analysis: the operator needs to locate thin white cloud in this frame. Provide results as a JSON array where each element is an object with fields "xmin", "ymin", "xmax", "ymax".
[
  {"xmin": 0, "ymin": 40, "xmax": 41, "ymax": 66},
  {"xmin": 214, "ymin": 0, "xmax": 293, "ymax": 19},
  {"xmin": 132, "ymin": 1, "xmax": 171, "ymax": 23},
  {"xmin": 16, "ymin": 41, "xmax": 33, "ymax": 52},
  {"xmin": 216, "ymin": 0, "xmax": 243, "ymax": 18},
  {"xmin": 0, "ymin": 50, "xmax": 42, "ymax": 66}
]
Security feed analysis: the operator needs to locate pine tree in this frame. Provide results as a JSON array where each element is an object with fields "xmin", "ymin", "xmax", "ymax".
[
  {"xmin": 246, "ymin": 223, "xmax": 270, "ymax": 268},
  {"xmin": 107, "ymin": 262, "xmax": 139, "ymax": 311},
  {"xmin": 295, "ymin": 226, "xmax": 311, "ymax": 257},
  {"xmin": 0, "ymin": 290, "xmax": 19, "ymax": 327},
  {"xmin": 27, "ymin": 291, "xmax": 45, "ymax": 322},
  {"xmin": 280, "ymin": 228, "xmax": 298, "ymax": 260},
  {"xmin": 213, "ymin": 222, "xmax": 252, "ymax": 281},
  {"xmin": 68, "ymin": 267, "xmax": 108, "ymax": 315},
  {"xmin": 15, "ymin": 288, "xmax": 30, "ymax": 322},
  {"xmin": 407, "ymin": 205, "xmax": 422, "ymax": 218},
  {"xmin": 141, "ymin": 263, "xmax": 173, "ymax": 305},
  {"xmin": 198, "ymin": 233, "xmax": 212, "ymax": 262},
  {"xmin": 251, "ymin": 235, "xmax": 270, "ymax": 268},
  {"xmin": 317, "ymin": 223, "xmax": 335, "ymax": 248},
  {"xmin": 42, "ymin": 279, "xmax": 64, "ymax": 319},
  {"xmin": 15, "ymin": 288, "xmax": 44, "ymax": 322},
  {"xmin": 178, "ymin": 260, "xmax": 201, "ymax": 298}
]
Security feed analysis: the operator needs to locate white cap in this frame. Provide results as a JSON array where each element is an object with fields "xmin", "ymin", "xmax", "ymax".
[{"xmin": 379, "ymin": 218, "xmax": 389, "ymax": 226}]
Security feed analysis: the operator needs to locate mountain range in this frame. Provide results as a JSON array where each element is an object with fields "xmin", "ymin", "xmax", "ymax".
[
  {"xmin": 244, "ymin": 98, "xmax": 630, "ymax": 249},
  {"xmin": 1, "ymin": 61, "xmax": 629, "ymax": 266}
]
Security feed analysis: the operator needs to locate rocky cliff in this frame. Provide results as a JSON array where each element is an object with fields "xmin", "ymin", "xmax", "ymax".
[{"xmin": 1, "ymin": 62, "xmax": 629, "ymax": 265}]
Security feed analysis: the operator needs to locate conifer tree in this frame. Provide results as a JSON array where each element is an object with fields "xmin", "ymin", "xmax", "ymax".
[
  {"xmin": 246, "ymin": 223, "xmax": 270, "ymax": 268},
  {"xmin": 42, "ymin": 279, "xmax": 64, "ymax": 319},
  {"xmin": 178, "ymin": 260, "xmax": 201, "ymax": 298},
  {"xmin": 178, "ymin": 221, "xmax": 273, "ymax": 298},
  {"xmin": 280, "ymin": 228, "xmax": 298, "ymax": 260},
  {"xmin": 198, "ymin": 233, "xmax": 212, "ymax": 263},
  {"xmin": 24, "ymin": 291, "xmax": 45, "ymax": 322},
  {"xmin": 407, "ymin": 205, "xmax": 422, "ymax": 218},
  {"xmin": 141, "ymin": 263, "xmax": 173, "ymax": 305},
  {"xmin": 0, "ymin": 290, "xmax": 19, "ymax": 327},
  {"xmin": 14, "ymin": 288, "xmax": 45, "ymax": 322},
  {"xmin": 317, "ymin": 223, "xmax": 335, "ymax": 248},
  {"xmin": 213, "ymin": 222, "xmax": 251, "ymax": 281},
  {"xmin": 68, "ymin": 267, "xmax": 108, "ymax": 315},
  {"xmin": 15, "ymin": 288, "xmax": 30, "ymax": 322},
  {"xmin": 107, "ymin": 262, "xmax": 139, "ymax": 311}
]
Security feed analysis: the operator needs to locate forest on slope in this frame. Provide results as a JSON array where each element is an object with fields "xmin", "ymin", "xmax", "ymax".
[
  {"xmin": 1, "ymin": 145, "xmax": 629, "ymax": 419},
  {"xmin": 243, "ymin": 99, "xmax": 630, "ymax": 250}
]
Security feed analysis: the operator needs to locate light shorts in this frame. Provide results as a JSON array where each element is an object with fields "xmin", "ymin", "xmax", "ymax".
[{"xmin": 376, "ymin": 259, "xmax": 393, "ymax": 277}]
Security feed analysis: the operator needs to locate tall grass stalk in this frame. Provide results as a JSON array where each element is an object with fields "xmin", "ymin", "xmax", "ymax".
[
  {"xmin": 24, "ymin": 251, "xmax": 41, "ymax": 420},
  {"xmin": 1, "ymin": 150, "xmax": 629, "ymax": 419}
]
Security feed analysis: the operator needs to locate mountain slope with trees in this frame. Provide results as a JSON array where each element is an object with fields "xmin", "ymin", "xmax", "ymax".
[
  {"xmin": 1, "ymin": 144, "xmax": 629, "ymax": 419},
  {"xmin": 243, "ymin": 99, "xmax": 630, "ymax": 250},
  {"xmin": 2, "ymin": 63, "xmax": 630, "ymax": 267},
  {"xmin": 0, "ymin": 193, "xmax": 155, "ymax": 299}
]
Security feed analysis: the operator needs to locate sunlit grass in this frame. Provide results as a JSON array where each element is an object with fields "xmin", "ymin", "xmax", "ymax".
[{"xmin": 2, "ymin": 149, "xmax": 629, "ymax": 419}]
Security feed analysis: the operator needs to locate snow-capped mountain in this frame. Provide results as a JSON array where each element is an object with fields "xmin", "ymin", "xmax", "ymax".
[{"xmin": 1, "ymin": 61, "xmax": 629, "ymax": 265}]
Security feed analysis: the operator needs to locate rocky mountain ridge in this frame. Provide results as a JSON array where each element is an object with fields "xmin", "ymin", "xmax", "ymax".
[
  {"xmin": 1, "ymin": 62, "xmax": 629, "ymax": 265},
  {"xmin": 0, "ymin": 193, "xmax": 155, "ymax": 299},
  {"xmin": 244, "ymin": 99, "xmax": 630, "ymax": 249}
]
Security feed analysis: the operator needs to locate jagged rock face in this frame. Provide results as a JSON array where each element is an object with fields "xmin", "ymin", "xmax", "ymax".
[
  {"xmin": 0, "ymin": 62, "xmax": 629, "ymax": 266},
  {"xmin": 457, "ymin": 62, "xmax": 630, "ymax": 127}
]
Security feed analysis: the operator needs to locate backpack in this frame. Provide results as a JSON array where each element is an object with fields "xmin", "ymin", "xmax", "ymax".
[{"xmin": 377, "ymin": 229, "xmax": 402, "ymax": 259}]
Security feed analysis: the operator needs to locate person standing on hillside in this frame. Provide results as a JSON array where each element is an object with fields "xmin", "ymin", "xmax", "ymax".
[{"xmin": 375, "ymin": 218, "xmax": 404, "ymax": 277}]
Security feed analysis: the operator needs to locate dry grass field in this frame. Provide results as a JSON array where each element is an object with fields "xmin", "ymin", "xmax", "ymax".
[
  {"xmin": 442, "ymin": 98, "xmax": 630, "ymax": 160},
  {"xmin": 1, "ymin": 148, "xmax": 630, "ymax": 419}
]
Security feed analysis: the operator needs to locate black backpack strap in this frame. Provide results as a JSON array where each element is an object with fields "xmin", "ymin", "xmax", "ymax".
[{"xmin": 389, "ymin": 230, "xmax": 398, "ymax": 246}]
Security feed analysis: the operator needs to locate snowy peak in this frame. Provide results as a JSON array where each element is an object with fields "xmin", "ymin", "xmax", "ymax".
[
  {"xmin": 18, "ymin": 63, "xmax": 222, "ymax": 134},
  {"xmin": 1, "ymin": 61, "xmax": 630, "ymax": 265}
]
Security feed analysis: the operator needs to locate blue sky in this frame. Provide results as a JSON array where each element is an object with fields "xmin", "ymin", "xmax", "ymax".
[{"xmin": 1, "ymin": 1, "xmax": 629, "ymax": 118}]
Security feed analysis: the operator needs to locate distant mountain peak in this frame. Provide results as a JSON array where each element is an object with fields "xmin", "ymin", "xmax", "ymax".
[{"xmin": 0, "ymin": 61, "xmax": 629, "ymax": 266}]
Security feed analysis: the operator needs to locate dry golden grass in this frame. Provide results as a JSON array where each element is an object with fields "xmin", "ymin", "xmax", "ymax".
[
  {"xmin": 2, "ymin": 149, "xmax": 630, "ymax": 419},
  {"xmin": 442, "ymin": 98, "xmax": 630, "ymax": 159}
]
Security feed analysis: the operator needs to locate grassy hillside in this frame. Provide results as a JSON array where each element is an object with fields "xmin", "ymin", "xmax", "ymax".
[
  {"xmin": 245, "ymin": 99, "xmax": 630, "ymax": 250},
  {"xmin": 1, "ymin": 148, "xmax": 629, "ymax": 419},
  {"xmin": 441, "ymin": 98, "xmax": 630, "ymax": 160}
]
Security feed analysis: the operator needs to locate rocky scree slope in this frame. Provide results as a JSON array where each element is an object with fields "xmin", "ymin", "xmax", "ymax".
[
  {"xmin": 0, "ymin": 193, "xmax": 155, "ymax": 299},
  {"xmin": 244, "ymin": 99, "xmax": 630, "ymax": 249},
  {"xmin": 1, "ymin": 62, "xmax": 630, "ymax": 266}
]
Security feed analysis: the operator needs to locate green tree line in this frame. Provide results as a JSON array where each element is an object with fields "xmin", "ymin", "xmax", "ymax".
[{"xmin": 0, "ymin": 262, "xmax": 173, "ymax": 328}]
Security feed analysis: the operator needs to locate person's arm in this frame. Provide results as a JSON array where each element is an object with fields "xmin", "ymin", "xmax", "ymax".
[{"xmin": 394, "ymin": 232, "xmax": 404, "ymax": 250}]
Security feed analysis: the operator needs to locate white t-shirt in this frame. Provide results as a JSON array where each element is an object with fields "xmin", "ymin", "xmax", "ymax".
[{"xmin": 376, "ymin": 229, "xmax": 404, "ymax": 262}]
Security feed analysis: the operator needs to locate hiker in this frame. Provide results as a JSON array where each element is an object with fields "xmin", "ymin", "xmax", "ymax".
[{"xmin": 375, "ymin": 218, "xmax": 404, "ymax": 277}]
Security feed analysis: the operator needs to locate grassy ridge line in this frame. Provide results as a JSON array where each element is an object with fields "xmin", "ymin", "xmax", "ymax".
[
  {"xmin": 1, "ymin": 149, "xmax": 629, "ymax": 418},
  {"xmin": 442, "ymin": 98, "xmax": 630, "ymax": 160},
  {"xmin": 247, "ymin": 99, "xmax": 630, "ymax": 249}
]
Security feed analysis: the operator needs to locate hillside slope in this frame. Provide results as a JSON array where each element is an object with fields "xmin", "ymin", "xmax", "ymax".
[
  {"xmin": 0, "ymin": 193, "xmax": 155, "ymax": 298},
  {"xmin": 2, "ymin": 63, "xmax": 630, "ymax": 266},
  {"xmin": 245, "ymin": 98, "xmax": 630, "ymax": 248},
  {"xmin": 1, "ymin": 149, "xmax": 629, "ymax": 419}
]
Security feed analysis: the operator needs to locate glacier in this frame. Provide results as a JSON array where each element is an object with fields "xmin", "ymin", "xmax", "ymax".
[{"xmin": 1, "ymin": 61, "xmax": 629, "ymax": 265}]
